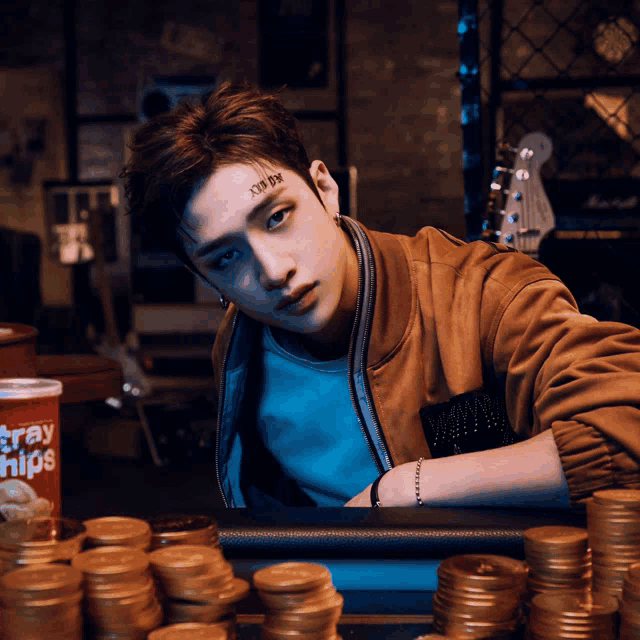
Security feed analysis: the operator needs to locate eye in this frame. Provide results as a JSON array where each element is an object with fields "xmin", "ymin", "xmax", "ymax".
[
  {"xmin": 210, "ymin": 249, "xmax": 238, "ymax": 271},
  {"xmin": 266, "ymin": 208, "xmax": 291, "ymax": 230}
]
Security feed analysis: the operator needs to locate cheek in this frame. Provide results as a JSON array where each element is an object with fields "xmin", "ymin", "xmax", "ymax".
[{"xmin": 232, "ymin": 266, "xmax": 264, "ymax": 301}]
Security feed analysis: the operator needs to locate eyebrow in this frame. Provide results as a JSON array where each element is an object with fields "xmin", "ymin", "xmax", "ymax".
[{"xmin": 194, "ymin": 187, "xmax": 287, "ymax": 259}]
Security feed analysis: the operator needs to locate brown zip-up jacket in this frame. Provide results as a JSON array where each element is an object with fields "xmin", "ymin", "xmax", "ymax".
[{"xmin": 211, "ymin": 218, "xmax": 640, "ymax": 507}]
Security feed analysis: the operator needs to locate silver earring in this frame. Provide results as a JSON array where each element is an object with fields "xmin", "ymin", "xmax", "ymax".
[
  {"xmin": 220, "ymin": 295, "xmax": 229, "ymax": 310},
  {"xmin": 334, "ymin": 211, "xmax": 342, "ymax": 226}
]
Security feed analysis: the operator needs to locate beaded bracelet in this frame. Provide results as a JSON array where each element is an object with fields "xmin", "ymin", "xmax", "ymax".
[{"xmin": 415, "ymin": 457, "xmax": 424, "ymax": 506}]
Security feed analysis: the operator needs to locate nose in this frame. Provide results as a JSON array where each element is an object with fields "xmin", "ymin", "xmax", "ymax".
[{"xmin": 253, "ymin": 240, "xmax": 295, "ymax": 290}]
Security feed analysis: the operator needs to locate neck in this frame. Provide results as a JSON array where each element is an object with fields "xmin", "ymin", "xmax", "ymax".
[{"xmin": 298, "ymin": 312, "xmax": 354, "ymax": 361}]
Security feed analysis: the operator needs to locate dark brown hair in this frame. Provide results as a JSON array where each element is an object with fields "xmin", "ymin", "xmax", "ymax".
[{"xmin": 120, "ymin": 81, "xmax": 323, "ymax": 274}]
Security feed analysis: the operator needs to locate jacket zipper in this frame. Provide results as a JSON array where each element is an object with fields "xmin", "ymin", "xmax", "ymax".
[
  {"xmin": 344, "ymin": 218, "xmax": 392, "ymax": 473},
  {"xmin": 215, "ymin": 220, "xmax": 392, "ymax": 504},
  {"xmin": 215, "ymin": 312, "xmax": 238, "ymax": 508}
]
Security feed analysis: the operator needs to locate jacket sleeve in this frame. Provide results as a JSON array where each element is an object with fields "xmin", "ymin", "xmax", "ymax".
[{"xmin": 491, "ymin": 278, "xmax": 640, "ymax": 505}]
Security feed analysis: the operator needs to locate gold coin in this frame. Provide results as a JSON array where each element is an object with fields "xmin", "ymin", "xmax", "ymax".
[
  {"xmin": 160, "ymin": 567, "xmax": 233, "ymax": 593},
  {"xmin": 165, "ymin": 599, "xmax": 234, "ymax": 620},
  {"xmin": 625, "ymin": 563, "xmax": 640, "ymax": 583},
  {"xmin": 83, "ymin": 517, "xmax": 151, "ymax": 543},
  {"xmin": 0, "ymin": 564, "xmax": 82, "ymax": 599},
  {"xmin": 148, "ymin": 621, "xmax": 229, "ymax": 640},
  {"xmin": 265, "ymin": 609, "xmax": 341, "ymax": 633},
  {"xmin": 71, "ymin": 545, "xmax": 149, "ymax": 576},
  {"xmin": 209, "ymin": 577, "xmax": 250, "ymax": 604},
  {"xmin": 593, "ymin": 489, "xmax": 640, "ymax": 506},
  {"xmin": 531, "ymin": 591, "xmax": 618, "ymax": 617},
  {"xmin": 148, "ymin": 515, "xmax": 217, "ymax": 535},
  {"xmin": 164, "ymin": 577, "xmax": 248, "ymax": 606},
  {"xmin": 438, "ymin": 555, "xmax": 527, "ymax": 586},
  {"xmin": 149, "ymin": 545, "xmax": 225, "ymax": 575},
  {"xmin": 253, "ymin": 563, "xmax": 332, "ymax": 593},
  {"xmin": 258, "ymin": 582, "xmax": 336, "ymax": 608},
  {"xmin": 525, "ymin": 526, "xmax": 588, "ymax": 546},
  {"xmin": 261, "ymin": 625, "xmax": 336, "ymax": 640},
  {"xmin": 273, "ymin": 591, "xmax": 343, "ymax": 616}
]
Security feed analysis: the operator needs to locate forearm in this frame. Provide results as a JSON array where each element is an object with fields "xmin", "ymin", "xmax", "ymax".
[{"xmin": 378, "ymin": 430, "xmax": 571, "ymax": 508}]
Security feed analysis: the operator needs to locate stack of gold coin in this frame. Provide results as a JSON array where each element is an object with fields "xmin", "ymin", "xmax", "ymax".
[
  {"xmin": 619, "ymin": 562, "xmax": 640, "ymax": 638},
  {"xmin": 148, "ymin": 621, "xmax": 231, "ymax": 639},
  {"xmin": 82, "ymin": 516, "xmax": 152, "ymax": 550},
  {"xmin": 149, "ymin": 543, "xmax": 249, "ymax": 630},
  {"xmin": 528, "ymin": 592, "xmax": 618, "ymax": 639},
  {"xmin": 71, "ymin": 544, "xmax": 163, "ymax": 639},
  {"xmin": 0, "ymin": 564, "xmax": 84, "ymax": 639},
  {"xmin": 148, "ymin": 515, "xmax": 220, "ymax": 550},
  {"xmin": 432, "ymin": 554, "xmax": 527, "ymax": 639},
  {"xmin": 0, "ymin": 517, "xmax": 86, "ymax": 575},
  {"xmin": 524, "ymin": 526, "xmax": 592, "ymax": 601},
  {"xmin": 586, "ymin": 489, "xmax": 640, "ymax": 600},
  {"xmin": 253, "ymin": 562, "xmax": 344, "ymax": 640}
]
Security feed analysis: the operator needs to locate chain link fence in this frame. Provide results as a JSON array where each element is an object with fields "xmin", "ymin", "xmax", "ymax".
[
  {"xmin": 471, "ymin": 0, "xmax": 640, "ymax": 327},
  {"xmin": 477, "ymin": 0, "xmax": 640, "ymax": 181}
]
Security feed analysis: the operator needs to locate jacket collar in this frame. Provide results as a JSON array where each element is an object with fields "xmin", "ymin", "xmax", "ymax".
[{"xmin": 342, "ymin": 217, "xmax": 415, "ymax": 369}]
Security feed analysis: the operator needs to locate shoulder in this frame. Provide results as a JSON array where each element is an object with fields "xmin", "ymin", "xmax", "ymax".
[{"xmin": 363, "ymin": 224, "xmax": 560, "ymax": 294}]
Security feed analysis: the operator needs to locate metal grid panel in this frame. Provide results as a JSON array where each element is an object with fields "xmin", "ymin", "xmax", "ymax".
[{"xmin": 478, "ymin": 0, "xmax": 640, "ymax": 183}]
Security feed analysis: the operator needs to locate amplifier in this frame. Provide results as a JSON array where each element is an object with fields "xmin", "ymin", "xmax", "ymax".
[{"xmin": 545, "ymin": 177, "xmax": 640, "ymax": 232}]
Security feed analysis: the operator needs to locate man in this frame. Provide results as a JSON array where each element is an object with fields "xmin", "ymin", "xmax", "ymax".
[{"xmin": 121, "ymin": 82, "xmax": 640, "ymax": 508}]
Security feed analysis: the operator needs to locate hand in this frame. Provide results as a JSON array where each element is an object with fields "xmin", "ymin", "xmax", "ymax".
[
  {"xmin": 344, "ymin": 484, "xmax": 373, "ymax": 507},
  {"xmin": 344, "ymin": 465, "xmax": 415, "ymax": 507},
  {"xmin": 0, "ymin": 479, "xmax": 53, "ymax": 521}
]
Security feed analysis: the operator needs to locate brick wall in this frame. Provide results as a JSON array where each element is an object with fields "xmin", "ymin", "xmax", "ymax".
[{"xmin": 0, "ymin": 0, "xmax": 467, "ymax": 310}]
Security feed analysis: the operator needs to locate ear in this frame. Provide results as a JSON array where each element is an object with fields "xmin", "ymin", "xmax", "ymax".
[{"xmin": 309, "ymin": 160, "xmax": 340, "ymax": 211}]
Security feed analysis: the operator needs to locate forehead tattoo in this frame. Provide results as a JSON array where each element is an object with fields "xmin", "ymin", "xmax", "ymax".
[{"xmin": 247, "ymin": 172, "xmax": 285, "ymax": 199}]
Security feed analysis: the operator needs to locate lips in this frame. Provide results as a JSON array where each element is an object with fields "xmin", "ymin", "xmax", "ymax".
[{"xmin": 275, "ymin": 283, "xmax": 316, "ymax": 311}]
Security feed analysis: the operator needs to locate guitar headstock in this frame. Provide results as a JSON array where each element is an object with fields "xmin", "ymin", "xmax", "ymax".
[{"xmin": 483, "ymin": 132, "xmax": 555, "ymax": 259}]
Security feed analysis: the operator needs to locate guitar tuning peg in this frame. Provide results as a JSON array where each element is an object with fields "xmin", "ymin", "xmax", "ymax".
[{"xmin": 492, "ymin": 166, "xmax": 514, "ymax": 179}]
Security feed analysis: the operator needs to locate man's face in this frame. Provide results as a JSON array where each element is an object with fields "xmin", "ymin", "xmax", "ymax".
[{"xmin": 180, "ymin": 161, "xmax": 358, "ymax": 338}]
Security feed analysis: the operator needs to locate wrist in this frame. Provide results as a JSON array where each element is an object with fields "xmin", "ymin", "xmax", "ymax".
[{"xmin": 377, "ymin": 463, "xmax": 420, "ymax": 507}]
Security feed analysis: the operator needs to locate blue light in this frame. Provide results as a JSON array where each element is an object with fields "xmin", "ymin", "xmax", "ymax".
[{"xmin": 461, "ymin": 104, "xmax": 480, "ymax": 125}]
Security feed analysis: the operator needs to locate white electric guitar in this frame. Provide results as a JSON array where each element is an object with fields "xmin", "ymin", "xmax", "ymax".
[{"xmin": 488, "ymin": 132, "xmax": 555, "ymax": 260}]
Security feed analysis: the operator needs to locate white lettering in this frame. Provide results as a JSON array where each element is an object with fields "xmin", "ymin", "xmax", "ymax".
[
  {"xmin": 583, "ymin": 194, "xmax": 639, "ymax": 210},
  {"xmin": 43, "ymin": 449, "xmax": 56, "ymax": 472},
  {"xmin": 11, "ymin": 428, "xmax": 25, "ymax": 452},
  {"xmin": 42, "ymin": 424, "xmax": 55, "ymax": 446},
  {"xmin": 25, "ymin": 426, "xmax": 43, "ymax": 445},
  {"xmin": 27, "ymin": 451, "xmax": 43, "ymax": 480},
  {"xmin": 18, "ymin": 453, "xmax": 25, "ymax": 476},
  {"xmin": 0, "ymin": 426, "xmax": 11, "ymax": 454},
  {"xmin": 0, "ymin": 455, "xmax": 18, "ymax": 478}
]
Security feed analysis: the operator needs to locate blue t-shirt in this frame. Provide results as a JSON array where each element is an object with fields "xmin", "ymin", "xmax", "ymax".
[{"xmin": 257, "ymin": 325, "xmax": 379, "ymax": 505}]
